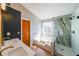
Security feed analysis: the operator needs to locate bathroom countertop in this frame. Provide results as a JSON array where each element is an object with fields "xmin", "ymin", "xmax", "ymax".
[{"xmin": 1, "ymin": 38, "xmax": 35, "ymax": 56}]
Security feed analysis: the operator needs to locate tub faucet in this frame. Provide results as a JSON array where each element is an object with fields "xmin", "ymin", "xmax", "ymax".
[{"xmin": 0, "ymin": 46, "xmax": 14, "ymax": 56}]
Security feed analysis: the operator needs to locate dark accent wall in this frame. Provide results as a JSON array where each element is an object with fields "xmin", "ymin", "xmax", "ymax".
[{"xmin": 2, "ymin": 6, "xmax": 21, "ymax": 40}]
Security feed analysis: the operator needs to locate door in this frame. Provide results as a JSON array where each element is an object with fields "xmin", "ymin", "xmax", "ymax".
[{"xmin": 22, "ymin": 19, "xmax": 30, "ymax": 46}]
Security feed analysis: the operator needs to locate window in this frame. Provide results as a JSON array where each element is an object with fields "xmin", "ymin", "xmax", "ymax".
[{"xmin": 41, "ymin": 19, "xmax": 56, "ymax": 46}]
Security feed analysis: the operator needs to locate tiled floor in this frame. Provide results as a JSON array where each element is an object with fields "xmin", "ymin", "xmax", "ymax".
[{"xmin": 31, "ymin": 45, "xmax": 51, "ymax": 56}]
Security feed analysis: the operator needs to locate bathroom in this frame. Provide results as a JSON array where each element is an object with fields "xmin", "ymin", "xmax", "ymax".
[{"xmin": 0, "ymin": 3, "xmax": 79, "ymax": 56}]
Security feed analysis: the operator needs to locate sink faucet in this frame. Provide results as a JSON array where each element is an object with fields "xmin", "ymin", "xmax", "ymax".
[{"xmin": 0, "ymin": 46, "xmax": 14, "ymax": 56}]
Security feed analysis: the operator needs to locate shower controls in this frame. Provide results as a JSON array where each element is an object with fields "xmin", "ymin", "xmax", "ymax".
[{"xmin": 72, "ymin": 31, "xmax": 75, "ymax": 34}]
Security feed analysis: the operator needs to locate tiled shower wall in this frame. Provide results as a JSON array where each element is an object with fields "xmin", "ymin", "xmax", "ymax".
[{"xmin": 56, "ymin": 14, "xmax": 72, "ymax": 47}]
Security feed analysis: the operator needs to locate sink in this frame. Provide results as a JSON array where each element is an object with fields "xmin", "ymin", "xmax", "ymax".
[
  {"xmin": 2, "ymin": 38, "xmax": 35, "ymax": 56},
  {"xmin": 5, "ymin": 47, "xmax": 28, "ymax": 56}
]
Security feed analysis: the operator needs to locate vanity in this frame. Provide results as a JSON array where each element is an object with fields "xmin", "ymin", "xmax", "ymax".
[{"xmin": 1, "ymin": 38, "xmax": 35, "ymax": 56}]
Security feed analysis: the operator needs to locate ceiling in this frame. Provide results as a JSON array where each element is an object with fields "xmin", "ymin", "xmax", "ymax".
[{"xmin": 21, "ymin": 3, "xmax": 78, "ymax": 20}]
